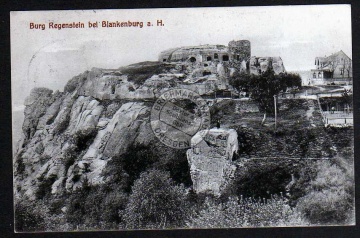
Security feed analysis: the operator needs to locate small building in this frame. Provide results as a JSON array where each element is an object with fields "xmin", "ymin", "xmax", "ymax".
[{"xmin": 309, "ymin": 50, "xmax": 352, "ymax": 86}]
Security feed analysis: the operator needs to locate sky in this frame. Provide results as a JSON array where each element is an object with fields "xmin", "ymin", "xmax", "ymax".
[{"xmin": 11, "ymin": 5, "xmax": 352, "ymax": 108}]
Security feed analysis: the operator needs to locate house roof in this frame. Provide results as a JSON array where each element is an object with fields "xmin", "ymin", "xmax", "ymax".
[
  {"xmin": 325, "ymin": 50, "xmax": 351, "ymax": 61},
  {"xmin": 315, "ymin": 57, "xmax": 327, "ymax": 63}
]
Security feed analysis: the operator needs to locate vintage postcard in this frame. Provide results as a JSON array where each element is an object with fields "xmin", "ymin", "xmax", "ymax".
[{"xmin": 11, "ymin": 5, "xmax": 354, "ymax": 232}]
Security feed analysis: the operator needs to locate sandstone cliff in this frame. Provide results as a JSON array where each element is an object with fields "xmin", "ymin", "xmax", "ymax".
[
  {"xmin": 14, "ymin": 64, "xmax": 164, "ymax": 200},
  {"xmin": 15, "ymin": 54, "xmax": 247, "ymax": 201}
]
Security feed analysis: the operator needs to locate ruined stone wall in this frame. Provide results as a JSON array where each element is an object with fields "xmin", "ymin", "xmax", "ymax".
[
  {"xmin": 228, "ymin": 40, "xmax": 251, "ymax": 62},
  {"xmin": 159, "ymin": 44, "xmax": 234, "ymax": 63}
]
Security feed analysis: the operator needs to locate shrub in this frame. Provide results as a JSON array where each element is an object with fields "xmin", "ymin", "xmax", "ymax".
[
  {"xmin": 123, "ymin": 169, "xmax": 189, "ymax": 229},
  {"xmin": 298, "ymin": 188, "xmax": 353, "ymax": 225},
  {"xmin": 66, "ymin": 188, "xmax": 89, "ymax": 226},
  {"xmin": 35, "ymin": 174, "xmax": 57, "ymax": 199},
  {"xmin": 52, "ymin": 109, "xmax": 71, "ymax": 134},
  {"xmin": 297, "ymin": 161, "xmax": 354, "ymax": 225},
  {"xmin": 101, "ymin": 190, "xmax": 128, "ymax": 225},
  {"xmin": 63, "ymin": 146, "xmax": 77, "ymax": 173},
  {"xmin": 233, "ymin": 160, "xmax": 293, "ymax": 199},
  {"xmin": 72, "ymin": 127, "xmax": 97, "ymax": 152},
  {"xmin": 121, "ymin": 62, "xmax": 173, "ymax": 86},
  {"xmin": 288, "ymin": 161, "xmax": 318, "ymax": 206},
  {"xmin": 64, "ymin": 72, "xmax": 88, "ymax": 93},
  {"xmin": 154, "ymin": 145, "xmax": 192, "ymax": 186},
  {"xmin": 15, "ymin": 155, "xmax": 26, "ymax": 176},
  {"xmin": 101, "ymin": 102, "xmax": 123, "ymax": 118},
  {"xmin": 15, "ymin": 200, "xmax": 46, "ymax": 232},
  {"xmin": 210, "ymin": 100, "xmax": 236, "ymax": 124},
  {"xmin": 66, "ymin": 182, "xmax": 129, "ymax": 230},
  {"xmin": 48, "ymin": 198, "xmax": 65, "ymax": 215},
  {"xmin": 230, "ymin": 70, "xmax": 301, "ymax": 113},
  {"xmin": 187, "ymin": 195, "xmax": 306, "ymax": 228}
]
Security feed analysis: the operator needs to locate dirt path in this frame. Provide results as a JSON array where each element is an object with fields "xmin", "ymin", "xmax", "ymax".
[{"xmin": 306, "ymin": 100, "xmax": 315, "ymax": 126}]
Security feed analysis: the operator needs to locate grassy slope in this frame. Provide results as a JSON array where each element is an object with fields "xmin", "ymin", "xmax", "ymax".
[{"xmin": 210, "ymin": 99, "xmax": 346, "ymax": 158}]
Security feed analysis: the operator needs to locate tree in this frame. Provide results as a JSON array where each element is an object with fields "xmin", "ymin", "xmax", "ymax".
[
  {"xmin": 123, "ymin": 169, "xmax": 189, "ymax": 229},
  {"xmin": 341, "ymin": 89, "xmax": 352, "ymax": 113},
  {"xmin": 344, "ymin": 59, "xmax": 352, "ymax": 78},
  {"xmin": 229, "ymin": 69, "xmax": 301, "ymax": 125},
  {"xmin": 228, "ymin": 72, "xmax": 252, "ymax": 94}
]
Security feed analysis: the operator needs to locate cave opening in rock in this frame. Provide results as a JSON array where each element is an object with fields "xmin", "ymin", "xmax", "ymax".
[
  {"xmin": 223, "ymin": 55, "xmax": 229, "ymax": 61},
  {"xmin": 189, "ymin": 57, "xmax": 196, "ymax": 63},
  {"xmin": 214, "ymin": 53, "xmax": 218, "ymax": 59},
  {"xmin": 203, "ymin": 71, "xmax": 211, "ymax": 76},
  {"xmin": 207, "ymin": 56, "xmax": 212, "ymax": 61}
]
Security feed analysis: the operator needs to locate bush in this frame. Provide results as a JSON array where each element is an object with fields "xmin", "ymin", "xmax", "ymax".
[
  {"xmin": 120, "ymin": 144, "xmax": 159, "ymax": 187},
  {"xmin": 121, "ymin": 62, "xmax": 173, "ymax": 86},
  {"xmin": 298, "ymin": 188, "xmax": 353, "ymax": 225},
  {"xmin": 101, "ymin": 143, "xmax": 160, "ymax": 192},
  {"xmin": 233, "ymin": 160, "xmax": 293, "ymax": 199},
  {"xmin": 101, "ymin": 101, "xmax": 123, "ymax": 119},
  {"xmin": 187, "ymin": 195, "xmax": 306, "ymax": 228},
  {"xmin": 123, "ymin": 169, "xmax": 189, "ymax": 229},
  {"xmin": 64, "ymin": 72, "xmax": 88, "ymax": 93},
  {"xmin": 15, "ymin": 155, "xmax": 26, "ymax": 176},
  {"xmin": 210, "ymin": 100, "xmax": 236, "ymax": 124},
  {"xmin": 35, "ymin": 174, "xmax": 57, "ymax": 199},
  {"xmin": 154, "ymin": 144, "xmax": 192, "ymax": 186},
  {"xmin": 15, "ymin": 200, "xmax": 46, "ymax": 232},
  {"xmin": 101, "ymin": 190, "xmax": 128, "ymax": 225},
  {"xmin": 297, "ymin": 161, "xmax": 354, "ymax": 225},
  {"xmin": 63, "ymin": 146, "xmax": 77, "ymax": 173},
  {"xmin": 52, "ymin": 109, "xmax": 71, "ymax": 134},
  {"xmin": 72, "ymin": 127, "xmax": 98, "ymax": 152},
  {"xmin": 66, "ymin": 181, "xmax": 129, "ymax": 230}
]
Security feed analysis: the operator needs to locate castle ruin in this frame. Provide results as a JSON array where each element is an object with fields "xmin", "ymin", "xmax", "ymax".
[{"xmin": 158, "ymin": 40, "xmax": 285, "ymax": 75}]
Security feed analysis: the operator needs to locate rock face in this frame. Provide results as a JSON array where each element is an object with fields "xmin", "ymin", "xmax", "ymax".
[
  {"xmin": 15, "ymin": 92, "xmax": 153, "ymax": 199},
  {"xmin": 22, "ymin": 88, "xmax": 57, "ymax": 140},
  {"xmin": 14, "ymin": 65, "xmax": 158, "ymax": 200},
  {"xmin": 186, "ymin": 128, "xmax": 238, "ymax": 196},
  {"xmin": 249, "ymin": 56, "xmax": 286, "ymax": 75}
]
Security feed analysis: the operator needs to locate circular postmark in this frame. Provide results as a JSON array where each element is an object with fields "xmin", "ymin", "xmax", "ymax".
[{"xmin": 150, "ymin": 88, "xmax": 211, "ymax": 149}]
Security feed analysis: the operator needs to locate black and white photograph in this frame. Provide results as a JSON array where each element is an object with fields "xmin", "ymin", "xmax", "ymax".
[{"xmin": 10, "ymin": 5, "xmax": 354, "ymax": 232}]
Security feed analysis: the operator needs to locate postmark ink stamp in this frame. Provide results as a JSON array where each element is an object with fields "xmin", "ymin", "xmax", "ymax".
[{"xmin": 150, "ymin": 88, "xmax": 211, "ymax": 149}]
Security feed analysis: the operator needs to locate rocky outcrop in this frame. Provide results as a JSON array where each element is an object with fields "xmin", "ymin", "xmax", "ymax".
[
  {"xmin": 15, "ymin": 82, "xmax": 154, "ymax": 199},
  {"xmin": 249, "ymin": 56, "xmax": 286, "ymax": 75},
  {"xmin": 186, "ymin": 128, "xmax": 239, "ymax": 196},
  {"xmin": 22, "ymin": 88, "xmax": 57, "ymax": 140},
  {"xmin": 65, "ymin": 102, "xmax": 152, "ymax": 191}
]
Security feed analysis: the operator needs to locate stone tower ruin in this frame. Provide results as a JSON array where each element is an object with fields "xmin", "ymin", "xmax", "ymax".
[{"xmin": 228, "ymin": 40, "xmax": 251, "ymax": 62}]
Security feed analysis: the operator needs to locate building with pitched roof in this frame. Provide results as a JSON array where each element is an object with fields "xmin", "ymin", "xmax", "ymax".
[{"xmin": 309, "ymin": 50, "xmax": 352, "ymax": 85}]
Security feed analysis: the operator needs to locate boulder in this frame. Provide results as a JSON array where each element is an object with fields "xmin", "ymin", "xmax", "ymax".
[{"xmin": 187, "ymin": 128, "xmax": 238, "ymax": 196}]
